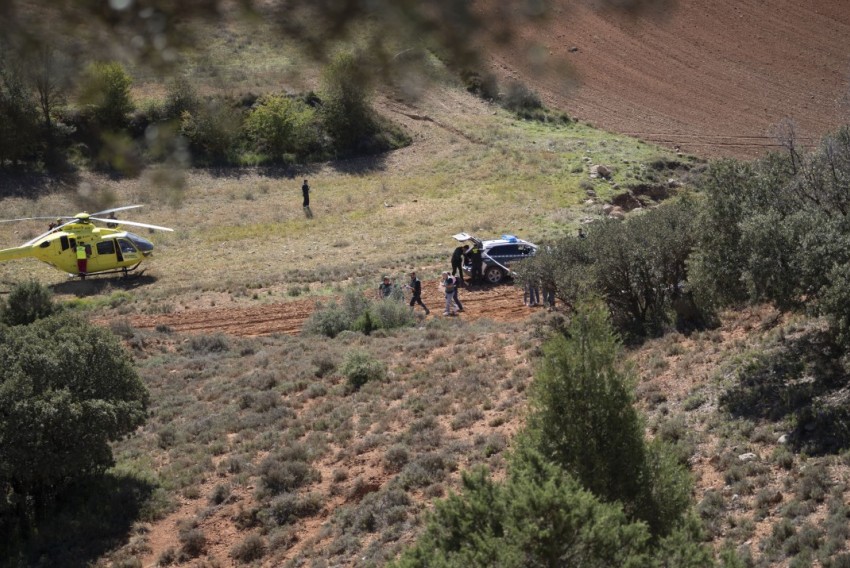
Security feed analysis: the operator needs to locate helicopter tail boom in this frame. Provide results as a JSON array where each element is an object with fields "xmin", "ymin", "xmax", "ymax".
[{"xmin": 0, "ymin": 246, "xmax": 36, "ymax": 263}]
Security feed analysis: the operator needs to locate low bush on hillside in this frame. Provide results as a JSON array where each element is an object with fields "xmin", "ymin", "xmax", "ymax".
[
  {"xmin": 519, "ymin": 199, "xmax": 702, "ymax": 338},
  {"xmin": 303, "ymin": 289, "xmax": 415, "ymax": 338},
  {"xmin": 458, "ymin": 69, "xmax": 570, "ymax": 124},
  {"xmin": 340, "ymin": 349, "xmax": 386, "ymax": 390},
  {"xmin": 0, "ymin": 280, "xmax": 55, "ymax": 326}
]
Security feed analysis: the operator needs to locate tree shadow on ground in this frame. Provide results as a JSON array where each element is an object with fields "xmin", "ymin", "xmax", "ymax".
[
  {"xmin": 0, "ymin": 170, "xmax": 82, "ymax": 200},
  {"xmin": 329, "ymin": 151, "xmax": 390, "ymax": 175},
  {"xmin": 1, "ymin": 473, "xmax": 156, "ymax": 568},
  {"xmin": 720, "ymin": 327, "xmax": 850, "ymax": 455},
  {"xmin": 50, "ymin": 274, "xmax": 158, "ymax": 297},
  {"xmin": 203, "ymin": 164, "xmax": 322, "ymax": 181}
]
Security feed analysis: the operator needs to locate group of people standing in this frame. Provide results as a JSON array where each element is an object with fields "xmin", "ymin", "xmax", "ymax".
[
  {"xmin": 377, "ymin": 271, "xmax": 464, "ymax": 317},
  {"xmin": 523, "ymin": 278, "xmax": 556, "ymax": 309}
]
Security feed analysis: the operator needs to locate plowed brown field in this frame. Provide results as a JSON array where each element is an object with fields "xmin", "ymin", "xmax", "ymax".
[
  {"xmin": 126, "ymin": 282, "xmax": 535, "ymax": 337},
  {"xmin": 486, "ymin": 0, "xmax": 850, "ymax": 157}
]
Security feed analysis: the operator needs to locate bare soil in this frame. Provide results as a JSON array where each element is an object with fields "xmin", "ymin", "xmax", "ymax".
[
  {"xmin": 484, "ymin": 0, "xmax": 850, "ymax": 158},
  {"xmin": 124, "ymin": 281, "xmax": 534, "ymax": 337}
]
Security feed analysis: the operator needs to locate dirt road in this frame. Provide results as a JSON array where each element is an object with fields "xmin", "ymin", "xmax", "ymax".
[{"xmin": 126, "ymin": 282, "xmax": 538, "ymax": 337}]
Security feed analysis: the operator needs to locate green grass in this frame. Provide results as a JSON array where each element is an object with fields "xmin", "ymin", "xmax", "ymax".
[{"xmin": 0, "ymin": 84, "xmax": 686, "ymax": 309}]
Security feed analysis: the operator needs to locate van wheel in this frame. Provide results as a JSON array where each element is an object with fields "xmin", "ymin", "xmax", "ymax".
[{"xmin": 485, "ymin": 266, "xmax": 505, "ymax": 284}]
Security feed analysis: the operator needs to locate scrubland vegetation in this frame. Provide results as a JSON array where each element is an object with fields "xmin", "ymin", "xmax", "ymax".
[
  {"xmin": 3, "ymin": 98, "xmax": 850, "ymax": 568},
  {"xmin": 2, "ymin": 3, "xmax": 850, "ymax": 567}
]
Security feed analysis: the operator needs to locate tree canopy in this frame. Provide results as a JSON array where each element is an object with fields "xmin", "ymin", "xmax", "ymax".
[{"xmin": 0, "ymin": 313, "xmax": 149, "ymax": 508}]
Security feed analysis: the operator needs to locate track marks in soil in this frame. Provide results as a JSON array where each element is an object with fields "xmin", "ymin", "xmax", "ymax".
[{"xmin": 126, "ymin": 283, "xmax": 537, "ymax": 337}]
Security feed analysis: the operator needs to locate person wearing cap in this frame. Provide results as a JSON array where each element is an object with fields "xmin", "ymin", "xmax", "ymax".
[
  {"xmin": 378, "ymin": 275, "xmax": 393, "ymax": 299},
  {"xmin": 405, "ymin": 271, "xmax": 430, "ymax": 315}
]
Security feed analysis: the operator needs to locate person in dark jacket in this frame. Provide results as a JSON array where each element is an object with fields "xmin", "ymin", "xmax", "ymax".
[
  {"xmin": 302, "ymin": 179, "xmax": 313, "ymax": 218},
  {"xmin": 469, "ymin": 244, "xmax": 483, "ymax": 283},
  {"xmin": 406, "ymin": 271, "xmax": 430, "ymax": 315},
  {"xmin": 451, "ymin": 245, "xmax": 467, "ymax": 286},
  {"xmin": 302, "ymin": 179, "xmax": 310, "ymax": 207}
]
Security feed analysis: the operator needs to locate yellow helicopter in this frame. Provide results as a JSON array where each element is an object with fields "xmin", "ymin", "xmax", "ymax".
[{"xmin": 0, "ymin": 205, "xmax": 173, "ymax": 279}]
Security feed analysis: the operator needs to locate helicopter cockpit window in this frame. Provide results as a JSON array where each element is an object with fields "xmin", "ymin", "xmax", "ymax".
[
  {"xmin": 96, "ymin": 240, "xmax": 116, "ymax": 255},
  {"xmin": 60, "ymin": 236, "xmax": 70, "ymax": 250},
  {"xmin": 118, "ymin": 239, "xmax": 138, "ymax": 254},
  {"xmin": 39, "ymin": 240, "xmax": 50, "ymax": 248},
  {"xmin": 126, "ymin": 234, "xmax": 154, "ymax": 253}
]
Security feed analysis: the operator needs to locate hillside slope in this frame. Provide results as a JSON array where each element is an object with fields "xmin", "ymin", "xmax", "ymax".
[{"xmin": 486, "ymin": 0, "xmax": 850, "ymax": 157}]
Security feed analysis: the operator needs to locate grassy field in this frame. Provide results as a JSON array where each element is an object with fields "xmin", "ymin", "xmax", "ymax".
[{"xmin": 0, "ymin": 84, "xmax": 688, "ymax": 312}]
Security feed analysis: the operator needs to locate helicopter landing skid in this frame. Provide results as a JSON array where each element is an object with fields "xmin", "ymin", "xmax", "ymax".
[{"xmin": 68, "ymin": 263, "xmax": 145, "ymax": 279}]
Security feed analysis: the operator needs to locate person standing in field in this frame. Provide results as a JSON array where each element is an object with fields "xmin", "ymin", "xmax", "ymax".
[
  {"xmin": 441, "ymin": 271, "xmax": 459, "ymax": 316},
  {"xmin": 406, "ymin": 271, "xmax": 430, "ymax": 316},
  {"xmin": 76, "ymin": 243, "xmax": 88, "ymax": 279},
  {"xmin": 451, "ymin": 244, "xmax": 467, "ymax": 287},
  {"xmin": 524, "ymin": 277, "xmax": 540, "ymax": 307},
  {"xmin": 469, "ymin": 243, "xmax": 483, "ymax": 284},
  {"xmin": 378, "ymin": 275, "xmax": 393, "ymax": 299},
  {"xmin": 302, "ymin": 179, "xmax": 313, "ymax": 218}
]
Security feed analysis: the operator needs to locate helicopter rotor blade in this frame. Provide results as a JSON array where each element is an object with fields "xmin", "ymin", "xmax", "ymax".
[
  {"xmin": 0, "ymin": 216, "xmax": 72, "ymax": 224},
  {"xmin": 89, "ymin": 217, "xmax": 174, "ymax": 232},
  {"xmin": 22, "ymin": 220, "xmax": 77, "ymax": 247},
  {"xmin": 91, "ymin": 205, "xmax": 144, "ymax": 216}
]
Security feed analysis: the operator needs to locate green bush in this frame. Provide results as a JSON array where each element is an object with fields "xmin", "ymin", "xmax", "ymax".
[
  {"xmin": 320, "ymin": 52, "xmax": 379, "ymax": 154},
  {"xmin": 304, "ymin": 290, "xmax": 414, "ymax": 337},
  {"xmin": 265, "ymin": 492, "xmax": 322, "ymax": 526},
  {"xmin": 524, "ymin": 302, "xmax": 647, "ymax": 513},
  {"xmin": 0, "ymin": 56, "xmax": 42, "ymax": 167},
  {"xmin": 392, "ymin": 459, "xmax": 655, "ymax": 568},
  {"xmin": 78, "ymin": 61, "xmax": 134, "ymax": 130},
  {"xmin": 187, "ymin": 333, "xmax": 230, "ymax": 354},
  {"xmin": 302, "ymin": 300, "xmax": 351, "ymax": 338},
  {"xmin": 257, "ymin": 455, "xmax": 319, "ymax": 497},
  {"xmin": 340, "ymin": 349, "xmax": 386, "ymax": 390},
  {"xmin": 178, "ymin": 527, "xmax": 206, "ymax": 559},
  {"xmin": 244, "ymin": 94, "xmax": 319, "ymax": 161},
  {"xmin": 0, "ymin": 313, "xmax": 149, "ymax": 530},
  {"xmin": 523, "ymin": 301, "xmax": 692, "ymax": 536},
  {"xmin": 163, "ymin": 76, "xmax": 200, "ymax": 122},
  {"xmin": 459, "ymin": 69, "xmax": 500, "ymax": 101},
  {"xmin": 596, "ymin": 200, "xmax": 697, "ymax": 335},
  {"xmin": 688, "ymin": 130, "xmax": 850, "ymax": 345},
  {"xmin": 525, "ymin": 200, "xmax": 700, "ymax": 337},
  {"xmin": 231, "ymin": 533, "xmax": 266, "ymax": 563},
  {"xmin": 0, "ymin": 280, "xmax": 54, "ymax": 326},
  {"xmin": 500, "ymin": 81, "xmax": 542, "ymax": 112},
  {"xmin": 180, "ymin": 98, "xmax": 244, "ymax": 164}
]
